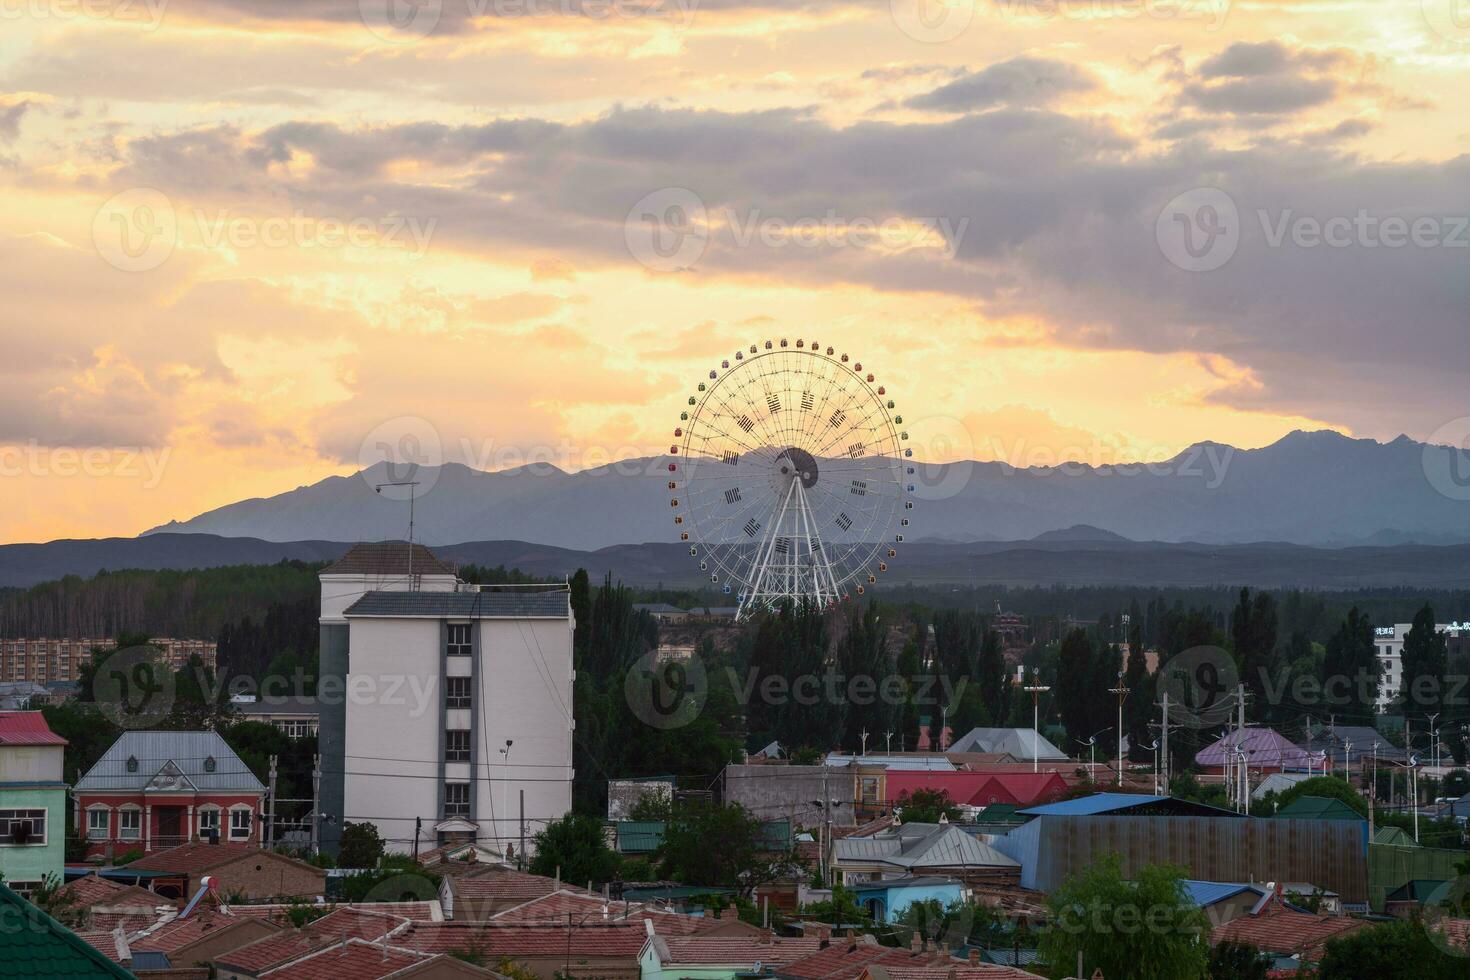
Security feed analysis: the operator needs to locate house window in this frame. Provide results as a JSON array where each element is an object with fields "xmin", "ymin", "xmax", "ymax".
[
  {"xmin": 126, "ymin": 756, "xmax": 139, "ymax": 773},
  {"xmin": 447, "ymin": 624, "xmax": 472, "ymax": 657},
  {"xmin": 6, "ymin": 881, "xmax": 41, "ymax": 897},
  {"xmin": 230, "ymin": 808, "xmax": 252, "ymax": 840},
  {"xmin": 446, "ymin": 676, "xmax": 472, "ymax": 709},
  {"xmin": 444, "ymin": 783, "xmax": 470, "ymax": 817},
  {"xmin": 87, "ymin": 808, "xmax": 110, "ymax": 840},
  {"xmin": 199, "ymin": 808, "xmax": 220, "ymax": 838},
  {"xmin": 445, "ymin": 730, "xmax": 471, "ymax": 763},
  {"xmin": 859, "ymin": 777, "xmax": 880, "ymax": 804},
  {"xmin": 118, "ymin": 809, "xmax": 141, "ymax": 840},
  {"xmin": 0, "ymin": 809, "xmax": 46, "ymax": 845},
  {"xmin": 204, "ymin": 756, "xmax": 216, "ymax": 773}
]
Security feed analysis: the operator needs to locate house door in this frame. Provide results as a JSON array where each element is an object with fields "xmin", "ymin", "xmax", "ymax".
[{"xmin": 156, "ymin": 806, "xmax": 184, "ymax": 849}]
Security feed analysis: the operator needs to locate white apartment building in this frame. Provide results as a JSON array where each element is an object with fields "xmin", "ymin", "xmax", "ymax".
[
  {"xmin": 317, "ymin": 542, "xmax": 573, "ymax": 860},
  {"xmin": 1374, "ymin": 621, "xmax": 1470, "ymax": 711}
]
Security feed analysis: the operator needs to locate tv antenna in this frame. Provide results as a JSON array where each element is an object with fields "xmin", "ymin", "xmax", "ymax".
[{"xmin": 375, "ymin": 480, "xmax": 421, "ymax": 585}]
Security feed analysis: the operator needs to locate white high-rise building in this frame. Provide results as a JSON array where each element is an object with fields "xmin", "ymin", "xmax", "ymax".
[
  {"xmin": 1373, "ymin": 621, "xmax": 1470, "ymax": 711},
  {"xmin": 317, "ymin": 542, "xmax": 573, "ymax": 858}
]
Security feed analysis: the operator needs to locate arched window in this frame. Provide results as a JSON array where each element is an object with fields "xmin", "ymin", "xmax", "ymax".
[
  {"xmin": 126, "ymin": 756, "xmax": 138, "ymax": 773},
  {"xmin": 204, "ymin": 756, "xmax": 216, "ymax": 773}
]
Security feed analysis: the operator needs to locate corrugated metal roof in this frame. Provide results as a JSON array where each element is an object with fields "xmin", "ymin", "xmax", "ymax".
[
  {"xmin": 833, "ymin": 824, "xmax": 1018, "ymax": 870},
  {"xmin": 1018, "ymin": 793, "xmax": 1167, "ymax": 816},
  {"xmin": 344, "ymin": 590, "xmax": 570, "ymax": 619},
  {"xmin": 74, "ymin": 731, "xmax": 265, "ymax": 792},
  {"xmin": 947, "ymin": 728, "xmax": 1068, "ymax": 760},
  {"xmin": 1181, "ymin": 880, "xmax": 1264, "ymax": 907},
  {"xmin": 0, "ymin": 711, "xmax": 66, "ymax": 745}
]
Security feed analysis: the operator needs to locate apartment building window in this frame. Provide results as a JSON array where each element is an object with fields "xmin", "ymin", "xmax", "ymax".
[
  {"xmin": 446, "ymin": 676, "xmax": 472, "ymax": 709},
  {"xmin": 118, "ymin": 808, "xmax": 141, "ymax": 840},
  {"xmin": 87, "ymin": 808, "xmax": 110, "ymax": 840},
  {"xmin": 447, "ymin": 623, "xmax": 472, "ymax": 657},
  {"xmin": 445, "ymin": 729, "xmax": 471, "ymax": 762},
  {"xmin": 0, "ymin": 809, "xmax": 46, "ymax": 845},
  {"xmin": 230, "ymin": 807, "xmax": 252, "ymax": 840},
  {"xmin": 444, "ymin": 782, "xmax": 470, "ymax": 817}
]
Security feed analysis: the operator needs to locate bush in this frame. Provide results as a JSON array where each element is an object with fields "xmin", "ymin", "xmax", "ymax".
[{"xmin": 338, "ymin": 821, "xmax": 385, "ymax": 870}]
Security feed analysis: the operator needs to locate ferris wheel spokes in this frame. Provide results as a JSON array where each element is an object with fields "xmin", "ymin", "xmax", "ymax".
[{"xmin": 740, "ymin": 472, "xmax": 845, "ymax": 617}]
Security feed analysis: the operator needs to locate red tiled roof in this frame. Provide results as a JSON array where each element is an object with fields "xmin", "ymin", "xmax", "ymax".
[
  {"xmin": 659, "ymin": 934, "xmax": 825, "ymax": 966},
  {"xmin": 451, "ymin": 868, "xmax": 583, "ymax": 902},
  {"xmin": 490, "ymin": 890, "xmax": 624, "ymax": 924},
  {"xmin": 218, "ymin": 907, "xmax": 410, "ymax": 973},
  {"xmin": 260, "ymin": 938, "xmax": 425, "ymax": 980},
  {"xmin": 88, "ymin": 910, "xmax": 165, "ymax": 933},
  {"xmin": 228, "ymin": 902, "xmax": 439, "ymax": 922},
  {"xmin": 833, "ymin": 816, "xmax": 895, "ymax": 839},
  {"xmin": 780, "ymin": 940, "xmax": 959, "ymax": 980},
  {"xmin": 0, "ymin": 710, "xmax": 66, "ymax": 745},
  {"xmin": 624, "ymin": 909, "xmax": 720, "ymax": 935},
  {"xmin": 393, "ymin": 922, "xmax": 647, "ymax": 958},
  {"xmin": 1211, "ymin": 899, "xmax": 1368, "ymax": 960},
  {"xmin": 127, "ymin": 842, "xmax": 265, "ymax": 874},
  {"xmin": 60, "ymin": 875, "xmax": 169, "ymax": 909},
  {"xmin": 132, "ymin": 908, "xmax": 246, "ymax": 954},
  {"xmin": 75, "ymin": 930, "xmax": 129, "ymax": 963},
  {"xmin": 875, "ymin": 966, "xmax": 1046, "ymax": 980}
]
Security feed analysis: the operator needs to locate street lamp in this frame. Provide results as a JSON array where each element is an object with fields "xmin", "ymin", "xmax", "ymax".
[
  {"xmin": 1022, "ymin": 676, "xmax": 1050, "ymax": 774},
  {"xmin": 1081, "ymin": 727, "xmax": 1111, "ymax": 785},
  {"xmin": 1141, "ymin": 740, "xmax": 1160, "ymax": 795}
]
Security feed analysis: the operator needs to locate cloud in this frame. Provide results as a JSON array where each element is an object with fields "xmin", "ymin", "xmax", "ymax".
[
  {"xmin": 0, "ymin": 100, "xmax": 31, "ymax": 142},
  {"xmin": 907, "ymin": 57, "xmax": 1098, "ymax": 112},
  {"xmin": 1179, "ymin": 41, "xmax": 1355, "ymax": 117}
]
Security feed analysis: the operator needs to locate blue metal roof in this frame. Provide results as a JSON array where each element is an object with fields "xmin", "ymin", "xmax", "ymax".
[
  {"xmin": 1018, "ymin": 793, "xmax": 1167, "ymax": 816},
  {"xmin": 1181, "ymin": 880, "xmax": 1260, "ymax": 907}
]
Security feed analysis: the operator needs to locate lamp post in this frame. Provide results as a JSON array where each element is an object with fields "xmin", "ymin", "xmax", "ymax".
[
  {"xmin": 1108, "ymin": 672, "xmax": 1130, "ymax": 788},
  {"xmin": 1141, "ymin": 739, "xmax": 1160, "ymax": 795},
  {"xmin": 1023, "ymin": 677, "xmax": 1051, "ymax": 774},
  {"xmin": 1082, "ymin": 728, "xmax": 1110, "ymax": 785}
]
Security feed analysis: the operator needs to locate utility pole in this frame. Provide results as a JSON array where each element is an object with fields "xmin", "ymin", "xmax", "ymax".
[
  {"xmin": 309, "ymin": 754, "xmax": 321, "ymax": 856},
  {"xmin": 1158, "ymin": 692, "xmax": 1170, "ymax": 791},
  {"xmin": 1023, "ymin": 677, "xmax": 1051, "ymax": 774},
  {"xmin": 266, "ymin": 755, "xmax": 278, "ymax": 850},
  {"xmin": 1369, "ymin": 742, "xmax": 1378, "ymax": 839},
  {"xmin": 412, "ymin": 816, "xmax": 421, "ymax": 863},
  {"xmin": 1109, "ymin": 673, "xmax": 1130, "ymax": 787},
  {"xmin": 860, "ymin": 729, "xmax": 869, "ymax": 757},
  {"xmin": 519, "ymin": 790, "xmax": 526, "ymax": 871}
]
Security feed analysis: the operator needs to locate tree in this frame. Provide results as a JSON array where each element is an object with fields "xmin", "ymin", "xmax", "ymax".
[
  {"xmin": 528, "ymin": 813, "xmax": 621, "ymax": 888},
  {"xmin": 1251, "ymin": 775, "xmax": 1367, "ymax": 818},
  {"xmin": 1207, "ymin": 940, "xmax": 1270, "ymax": 980},
  {"xmin": 1037, "ymin": 853, "xmax": 1209, "ymax": 980},
  {"xmin": 338, "ymin": 821, "xmax": 385, "ymax": 869},
  {"xmin": 894, "ymin": 788, "xmax": 960, "ymax": 824},
  {"xmin": 656, "ymin": 802, "xmax": 798, "ymax": 897},
  {"xmin": 1322, "ymin": 608, "xmax": 1379, "ymax": 725},
  {"xmin": 1055, "ymin": 629, "xmax": 1095, "ymax": 745},
  {"xmin": 1317, "ymin": 919, "xmax": 1464, "ymax": 979},
  {"xmin": 1230, "ymin": 587, "xmax": 1278, "ymax": 716},
  {"xmin": 1399, "ymin": 604, "xmax": 1448, "ymax": 731}
]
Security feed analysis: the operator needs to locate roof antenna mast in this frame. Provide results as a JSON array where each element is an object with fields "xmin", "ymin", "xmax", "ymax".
[{"xmin": 375, "ymin": 480, "xmax": 421, "ymax": 586}]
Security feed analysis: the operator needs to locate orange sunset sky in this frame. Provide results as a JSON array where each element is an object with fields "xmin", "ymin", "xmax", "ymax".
[{"xmin": 1, "ymin": 0, "xmax": 1467, "ymax": 543}]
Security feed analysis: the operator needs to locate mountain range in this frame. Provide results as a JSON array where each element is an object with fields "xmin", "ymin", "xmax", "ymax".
[{"xmin": 140, "ymin": 430, "xmax": 1470, "ymax": 550}]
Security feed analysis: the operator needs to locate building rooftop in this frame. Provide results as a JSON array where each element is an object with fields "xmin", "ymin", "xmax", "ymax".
[
  {"xmin": 1196, "ymin": 728, "xmax": 1314, "ymax": 769},
  {"xmin": 0, "ymin": 710, "xmax": 66, "ymax": 746},
  {"xmin": 343, "ymin": 591, "xmax": 570, "ymax": 620},
  {"xmin": 321, "ymin": 542, "xmax": 457, "ymax": 577},
  {"xmin": 1273, "ymin": 796, "xmax": 1365, "ymax": 822},
  {"xmin": 1017, "ymin": 792, "xmax": 1241, "ymax": 818},
  {"xmin": 0, "ymin": 881, "xmax": 137, "ymax": 979},
  {"xmin": 946, "ymin": 728, "xmax": 1068, "ymax": 761},
  {"xmin": 1210, "ymin": 897, "xmax": 1367, "ymax": 960},
  {"xmin": 74, "ymin": 730, "xmax": 265, "ymax": 793},
  {"xmin": 833, "ymin": 823, "xmax": 1019, "ymax": 871}
]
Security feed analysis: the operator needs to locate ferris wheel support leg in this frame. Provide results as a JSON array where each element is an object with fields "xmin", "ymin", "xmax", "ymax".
[
  {"xmin": 797, "ymin": 479, "xmax": 843, "ymax": 604},
  {"xmin": 794, "ymin": 482, "xmax": 819, "ymax": 607},
  {"xmin": 740, "ymin": 477, "xmax": 797, "ymax": 620}
]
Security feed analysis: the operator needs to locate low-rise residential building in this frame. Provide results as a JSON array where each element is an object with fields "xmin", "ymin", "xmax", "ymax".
[
  {"xmin": 124, "ymin": 841, "xmax": 325, "ymax": 901},
  {"xmin": 73, "ymin": 730, "xmax": 267, "ymax": 858},
  {"xmin": 0, "ymin": 710, "xmax": 68, "ymax": 893},
  {"xmin": 1210, "ymin": 893, "xmax": 1368, "ymax": 966},
  {"xmin": 832, "ymin": 822, "xmax": 1021, "ymax": 889},
  {"xmin": 847, "ymin": 875, "xmax": 964, "ymax": 922},
  {"xmin": 235, "ymin": 694, "xmax": 319, "ymax": 738}
]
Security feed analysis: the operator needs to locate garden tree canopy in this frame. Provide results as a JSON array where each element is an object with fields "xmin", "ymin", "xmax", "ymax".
[
  {"xmin": 1037, "ymin": 853, "xmax": 1209, "ymax": 980},
  {"xmin": 338, "ymin": 821, "xmax": 385, "ymax": 870},
  {"xmin": 655, "ymin": 802, "xmax": 800, "ymax": 897},
  {"xmin": 1399, "ymin": 604, "xmax": 1448, "ymax": 731},
  {"xmin": 894, "ymin": 788, "xmax": 960, "ymax": 824},
  {"xmin": 529, "ymin": 813, "xmax": 621, "ymax": 887},
  {"xmin": 1317, "ymin": 919, "xmax": 1465, "ymax": 979}
]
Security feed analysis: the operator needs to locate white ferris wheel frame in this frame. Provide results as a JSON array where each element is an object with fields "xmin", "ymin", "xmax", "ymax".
[{"xmin": 670, "ymin": 340, "xmax": 912, "ymax": 620}]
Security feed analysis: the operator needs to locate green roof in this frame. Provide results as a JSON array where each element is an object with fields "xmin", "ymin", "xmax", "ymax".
[
  {"xmin": 1273, "ymin": 796, "xmax": 1364, "ymax": 821},
  {"xmin": 1373, "ymin": 826, "xmax": 1420, "ymax": 847},
  {"xmin": 615, "ymin": 821, "xmax": 666, "ymax": 854},
  {"xmin": 0, "ymin": 882, "xmax": 136, "ymax": 978}
]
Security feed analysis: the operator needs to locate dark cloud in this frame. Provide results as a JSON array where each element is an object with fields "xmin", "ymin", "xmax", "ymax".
[
  {"xmin": 1181, "ymin": 75, "xmax": 1338, "ymax": 115},
  {"xmin": 907, "ymin": 57, "xmax": 1097, "ymax": 112},
  {"xmin": 101, "ymin": 102, "xmax": 1470, "ymax": 439},
  {"xmin": 1198, "ymin": 41, "xmax": 1348, "ymax": 79},
  {"xmin": 0, "ymin": 100, "xmax": 31, "ymax": 142}
]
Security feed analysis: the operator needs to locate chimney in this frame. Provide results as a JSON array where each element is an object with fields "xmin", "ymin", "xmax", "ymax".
[
  {"xmin": 909, "ymin": 932, "xmax": 921, "ymax": 952},
  {"xmin": 968, "ymin": 950, "xmax": 980, "ymax": 966}
]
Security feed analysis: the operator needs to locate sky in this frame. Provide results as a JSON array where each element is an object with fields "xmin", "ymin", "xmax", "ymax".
[{"xmin": 1, "ymin": 0, "xmax": 1468, "ymax": 543}]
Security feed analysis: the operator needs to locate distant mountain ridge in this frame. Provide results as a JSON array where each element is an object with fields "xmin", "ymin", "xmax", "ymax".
[{"xmin": 139, "ymin": 429, "xmax": 1470, "ymax": 549}]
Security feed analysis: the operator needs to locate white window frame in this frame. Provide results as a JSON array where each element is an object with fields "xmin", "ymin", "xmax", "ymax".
[
  {"xmin": 198, "ymin": 806, "xmax": 221, "ymax": 838},
  {"xmin": 118, "ymin": 806, "xmax": 142, "ymax": 841},
  {"xmin": 446, "ymin": 623, "xmax": 473, "ymax": 657},
  {"xmin": 229, "ymin": 805, "xmax": 253, "ymax": 840},
  {"xmin": 444, "ymin": 782, "xmax": 470, "ymax": 817},
  {"xmin": 0, "ymin": 809, "xmax": 47, "ymax": 846},
  {"xmin": 446, "ymin": 676, "xmax": 472, "ymax": 709},
  {"xmin": 86, "ymin": 805, "xmax": 111, "ymax": 841},
  {"xmin": 445, "ymin": 729, "xmax": 471, "ymax": 763}
]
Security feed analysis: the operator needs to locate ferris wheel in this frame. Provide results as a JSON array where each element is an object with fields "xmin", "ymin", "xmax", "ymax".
[{"xmin": 669, "ymin": 339, "xmax": 913, "ymax": 619}]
